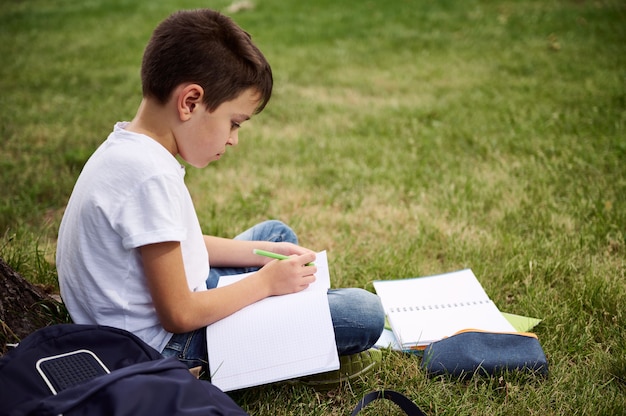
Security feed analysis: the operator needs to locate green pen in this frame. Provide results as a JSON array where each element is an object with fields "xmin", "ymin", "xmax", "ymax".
[{"xmin": 253, "ymin": 249, "xmax": 315, "ymax": 266}]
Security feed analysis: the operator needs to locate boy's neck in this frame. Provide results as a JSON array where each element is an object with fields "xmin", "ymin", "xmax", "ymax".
[{"xmin": 126, "ymin": 98, "xmax": 178, "ymax": 156}]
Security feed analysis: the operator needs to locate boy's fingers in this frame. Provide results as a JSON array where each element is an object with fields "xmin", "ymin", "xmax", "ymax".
[
  {"xmin": 300, "ymin": 253, "xmax": 316, "ymax": 264},
  {"xmin": 301, "ymin": 274, "xmax": 316, "ymax": 284}
]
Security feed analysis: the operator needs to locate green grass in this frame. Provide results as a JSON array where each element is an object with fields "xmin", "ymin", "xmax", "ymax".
[{"xmin": 1, "ymin": 0, "xmax": 625, "ymax": 414}]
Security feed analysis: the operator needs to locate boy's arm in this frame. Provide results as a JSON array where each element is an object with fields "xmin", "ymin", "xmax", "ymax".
[
  {"xmin": 139, "ymin": 241, "xmax": 316, "ymax": 334},
  {"xmin": 203, "ymin": 235, "xmax": 315, "ymax": 267}
]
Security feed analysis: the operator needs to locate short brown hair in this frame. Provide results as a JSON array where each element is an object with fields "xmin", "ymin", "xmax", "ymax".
[{"xmin": 141, "ymin": 9, "xmax": 272, "ymax": 113}]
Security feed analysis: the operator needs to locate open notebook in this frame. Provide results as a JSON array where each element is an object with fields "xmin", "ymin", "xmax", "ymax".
[
  {"xmin": 373, "ymin": 269, "xmax": 516, "ymax": 350},
  {"xmin": 205, "ymin": 251, "xmax": 338, "ymax": 392}
]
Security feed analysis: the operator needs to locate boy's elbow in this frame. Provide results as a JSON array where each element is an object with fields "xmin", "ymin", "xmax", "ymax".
[{"xmin": 159, "ymin": 310, "xmax": 197, "ymax": 334}]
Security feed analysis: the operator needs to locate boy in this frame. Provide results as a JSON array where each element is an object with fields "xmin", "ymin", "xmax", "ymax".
[{"xmin": 56, "ymin": 9, "xmax": 384, "ymax": 387}]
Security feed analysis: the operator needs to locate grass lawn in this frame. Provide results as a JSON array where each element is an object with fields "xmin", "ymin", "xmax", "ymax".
[{"xmin": 1, "ymin": 0, "xmax": 625, "ymax": 414}]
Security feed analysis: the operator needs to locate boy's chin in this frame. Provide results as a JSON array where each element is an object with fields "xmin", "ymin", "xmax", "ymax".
[
  {"xmin": 184, "ymin": 153, "xmax": 223, "ymax": 168},
  {"xmin": 186, "ymin": 160, "xmax": 211, "ymax": 169}
]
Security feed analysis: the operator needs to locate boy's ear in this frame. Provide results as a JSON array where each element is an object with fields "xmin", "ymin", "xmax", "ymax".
[{"xmin": 177, "ymin": 84, "xmax": 204, "ymax": 121}]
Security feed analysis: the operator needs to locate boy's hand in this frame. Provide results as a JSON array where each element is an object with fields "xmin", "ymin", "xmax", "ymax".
[{"xmin": 256, "ymin": 252, "xmax": 317, "ymax": 296}]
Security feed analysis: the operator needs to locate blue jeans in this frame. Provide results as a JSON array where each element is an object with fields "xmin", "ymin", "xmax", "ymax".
[{"xmin": 162, "ymin": 220, "xmax": 385, "ymax": 370}]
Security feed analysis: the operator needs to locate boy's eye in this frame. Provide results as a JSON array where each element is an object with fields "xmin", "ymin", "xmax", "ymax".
[{"xmin": 231, "ymin": 121, "xmax": 241, "ymax": 130}]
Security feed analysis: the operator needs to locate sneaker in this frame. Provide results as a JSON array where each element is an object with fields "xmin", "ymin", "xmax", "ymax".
[{"xmin": 296, "ymin": 348, "xmax": 382, "ymax": 388}]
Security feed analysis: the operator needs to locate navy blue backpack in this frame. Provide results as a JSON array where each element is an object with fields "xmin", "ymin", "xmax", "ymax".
[
  {"xmin": 0, "ymin": 324, "xmax": 248, "ymax": 416},
  {"xmin": 0, "ymin": 324, "xmax": 427, "ymax": 416}
]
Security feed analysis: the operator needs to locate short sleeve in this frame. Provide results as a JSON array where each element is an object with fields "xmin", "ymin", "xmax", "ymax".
[{"xmin": 113, "ymin": 174, "xmax": 188, "ymax": 249}]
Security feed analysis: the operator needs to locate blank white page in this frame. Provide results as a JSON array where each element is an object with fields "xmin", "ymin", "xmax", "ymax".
[{"xmin": 206, "ymin": 251, "xmax": 339, "ymax": 391}]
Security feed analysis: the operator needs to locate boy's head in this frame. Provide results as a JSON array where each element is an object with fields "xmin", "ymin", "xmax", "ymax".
[{"xmin": 141, "ymin": 9, "xmax": 272, "ymax": 114}]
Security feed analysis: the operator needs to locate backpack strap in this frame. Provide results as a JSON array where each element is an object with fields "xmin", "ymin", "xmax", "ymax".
[{"xmin": 351, "ymin": 390, "xmax": 426, "ymax": 416}]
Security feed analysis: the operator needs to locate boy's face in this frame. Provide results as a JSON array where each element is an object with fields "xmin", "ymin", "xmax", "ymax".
[{"xmin": 175, "ymin": 88, "xmax": 261, "ymax": 168}]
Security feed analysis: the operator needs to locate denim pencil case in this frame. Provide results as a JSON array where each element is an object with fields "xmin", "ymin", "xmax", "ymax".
[{"xmin": 420, "ymin": 330, "xmax": 548, "ymax": 378}]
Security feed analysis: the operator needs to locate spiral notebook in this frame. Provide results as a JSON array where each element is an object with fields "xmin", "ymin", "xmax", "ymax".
[{"xmin": 373, "ymin": 269, "xmax": 516, "ymax": 349}]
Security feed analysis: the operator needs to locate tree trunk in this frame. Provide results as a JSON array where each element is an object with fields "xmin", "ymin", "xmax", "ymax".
[{"xmin": 0, "ymin": 257, "xmax": 65, "ymax": 355}]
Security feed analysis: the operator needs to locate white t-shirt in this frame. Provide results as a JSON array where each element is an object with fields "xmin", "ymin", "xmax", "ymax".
[{"xmin": 57, "ymin": 122, "xmax": 209, "ymax": 352}]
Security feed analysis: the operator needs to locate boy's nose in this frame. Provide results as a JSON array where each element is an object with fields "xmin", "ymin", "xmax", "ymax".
[{"xmin": 228, "ymin": 130, "xmax": 239, "ymax": 146}]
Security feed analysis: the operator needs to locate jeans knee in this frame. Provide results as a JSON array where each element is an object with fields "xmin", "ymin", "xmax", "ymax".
[
  {"xmin": 260, "ymin": 220, "xmax": 298, "ymax": 244},
  {"xmin": 358, "ymin": 289, "xmax": 385, "ymax": 333},
  {"xmin": 328, "ymin": 288, "xmax": 385, "ymax": 354},
  {"xmin": 235, "ymin": 220, "xmax": 298, "ymax": 244}
]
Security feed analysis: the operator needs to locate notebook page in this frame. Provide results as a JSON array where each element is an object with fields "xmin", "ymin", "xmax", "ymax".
[
  {"xmin": 206, "ymin": 251, "xmax": 338, "ymax": 391},
  {"xmin": 374, "ymin": 269, "xmax": 515, "ymax": 348}
]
